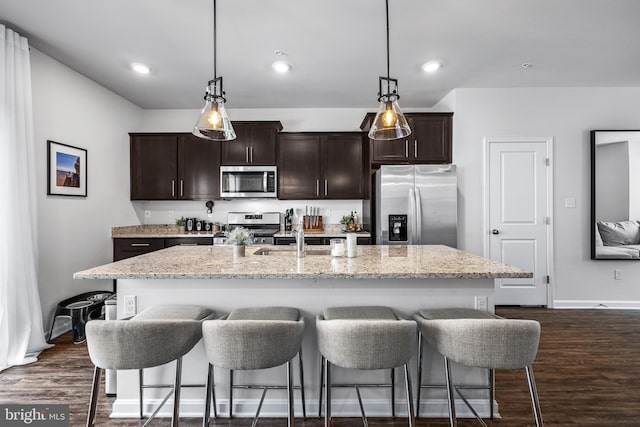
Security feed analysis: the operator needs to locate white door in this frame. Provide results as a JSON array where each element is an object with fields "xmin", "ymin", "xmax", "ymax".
[{"xmin": 486, "ymin": 138, "xmax": 552, "ymax": 306}]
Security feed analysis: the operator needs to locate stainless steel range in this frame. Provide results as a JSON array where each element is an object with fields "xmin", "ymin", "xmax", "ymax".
[{"xmin": 213, "ymin": 212, "xmax": 281, "ymax": 245}]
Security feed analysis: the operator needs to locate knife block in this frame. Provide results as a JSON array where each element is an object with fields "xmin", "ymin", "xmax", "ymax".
[{"xmin": 303, "ymin": 216, "xmax": 323, "ymax": 232}]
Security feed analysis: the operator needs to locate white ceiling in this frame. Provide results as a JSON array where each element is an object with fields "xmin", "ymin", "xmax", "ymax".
[{"xmin": 2, "ymin": 0, "xmax": 640, "ymax": 109}]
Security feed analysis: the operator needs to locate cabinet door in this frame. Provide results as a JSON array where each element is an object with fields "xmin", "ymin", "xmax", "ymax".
[
  {"xmin": 410, "ymin": 114, "xmax": 452, "ymax": 164},
  {"xmin": 323, "ymin": 134, "xmax": 365, "ymax": 199},
  {"xmin": 221, "ymin": 125, "xmax": 249, "ymax": 165},
  {"xmin": 130, "ymin": 134, "xmax": 178, "ymax": 200},
  {"xmin": 278, "ymin": 134, "xmax": 322, "ymax": 199},
  {"xmin": 221, "ymin": 122, "xmax": 280, "ymax": 165},
  {"xmin": 178, "ymin": 134, "xmax": 221, "ymax": 200},
  {"xmin": 247, "ymin": 123, "xmax": 278, "ymax": 165},
  {"xmin": 371, "ymin": 137, "xmax": 409, "ymax": 163},
  {"xmin": 165, "ymin": 237, "xmax": 213, "ymax": 247}
]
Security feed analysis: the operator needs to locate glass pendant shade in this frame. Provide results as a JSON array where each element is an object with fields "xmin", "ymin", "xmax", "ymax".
[
  {"xmin": 368, "ymin": 96, "xmax": 411, "ymax": 140},
  {"xmin": 193, "ymin": 95, "xmax": 236, "ymax": 141}
]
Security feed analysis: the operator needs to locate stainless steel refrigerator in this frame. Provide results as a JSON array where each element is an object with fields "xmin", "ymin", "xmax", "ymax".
[{"xmin": 375, "ymin": 164, "xmax": 457, "ymax": 246}]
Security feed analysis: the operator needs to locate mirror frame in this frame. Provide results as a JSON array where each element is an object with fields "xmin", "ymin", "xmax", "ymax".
[{"xmin": 591, "ymin": 129, "xmax": 640, "ymax": 260}]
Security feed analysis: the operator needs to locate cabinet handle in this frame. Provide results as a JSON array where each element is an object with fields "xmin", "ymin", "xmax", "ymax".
[
  {"xmin": 405, "ymin": 140, "xmax": 409, "ymax": 158},
  {"xmin": 250, "ymin": 146, "xmax": 253, "ymax": 163},
  {"xmin": 324, "ymin": 179, "xmax": 328, "ymax": 196},
  {"xmin": 414, "ymin": 140, "xmax": 418, "ymax": 158},
  {"xmin": 131, "ymin": 243, "xmax": 150, "ymax": 247},
  {"xmin": 171, "ymin": 180, "xmax": 175, "ymax": 197},
  {"xmin": 246, "ymin": 146, "xmax": 249, "ymax": 163},
  {"xmin": 316, "ymin": 179, "xmax": 320, "ymax": 196},
  {"xmin": 180, "ymin": 180, "xmax": 184, "ymax": 197}
]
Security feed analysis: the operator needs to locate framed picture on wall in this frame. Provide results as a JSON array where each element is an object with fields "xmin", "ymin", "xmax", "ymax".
[{"xmin": 47, "ymin": 140, "xmax": 87, "ymax": 197}]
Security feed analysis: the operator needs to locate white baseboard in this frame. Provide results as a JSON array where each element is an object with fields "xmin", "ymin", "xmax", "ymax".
[
  {"xmin": 110, "ymin": 398, "xmax": 497, "ymax": 419},
  {"xmin": 553, "ymin": 300, "xmax": 640, "ymax": 309}
]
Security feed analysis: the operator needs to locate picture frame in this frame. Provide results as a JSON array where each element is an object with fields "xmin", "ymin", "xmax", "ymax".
[{"xmin": 47, "ymin": 140, "xmax": 87, "ymax": 197}]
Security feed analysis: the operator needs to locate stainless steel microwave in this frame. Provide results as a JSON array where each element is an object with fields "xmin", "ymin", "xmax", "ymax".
[{"xmin": 220, "ymin": 166, "xmax": 277, "ymax": 198}]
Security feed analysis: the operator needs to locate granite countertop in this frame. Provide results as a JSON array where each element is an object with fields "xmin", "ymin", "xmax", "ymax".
[
  {"xmin": 112, "ymin": 224, "xmax": 371, "ymax": 239},
  {"xmin": 112, "ymin": 225, "xmax": 215, "ymax": 238},
  {"xmin": 74, "ymin": 244, "xmax": 532, "ymax": 280}
]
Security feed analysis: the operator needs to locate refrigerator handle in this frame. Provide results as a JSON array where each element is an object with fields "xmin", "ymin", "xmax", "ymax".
[
  {"xmin": 415, "ymin": 187, "xmax": 422, "ymax": 243},
  {"xmin": 408, "ymin": 187, "xmax": 415, "ymax": 244}
]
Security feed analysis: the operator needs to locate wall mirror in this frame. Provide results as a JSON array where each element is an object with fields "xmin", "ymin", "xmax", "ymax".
[{"xmin": 591, "ymin": 130, "xmax": 640, "ymax": 259}]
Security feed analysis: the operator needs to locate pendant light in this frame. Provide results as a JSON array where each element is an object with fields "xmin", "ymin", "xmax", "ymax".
[
  {"xmin": 193, "ymin": 0, "xmax": 236, "ymax": 141},
  {"xmin": 368, "ymin": 0, "xmax": 411, "ymax": 141}
]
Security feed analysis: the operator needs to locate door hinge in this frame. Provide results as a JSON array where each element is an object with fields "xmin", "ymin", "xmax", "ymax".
[
  {"xmin": 545, "ymin": 216, "xmax": 550, "ymax": 225},
  {"xmin": 545, "ymin": 275, "xmax": 550, "ymax": 284},
  {"xmin": 545, "ymin": 158, "xmax": 550, "ymax": 166}
]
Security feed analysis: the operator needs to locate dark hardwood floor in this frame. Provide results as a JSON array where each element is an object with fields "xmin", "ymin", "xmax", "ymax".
[{"xmin": 1, "ymin": 307, "xmax": 639, "ymax": 426}]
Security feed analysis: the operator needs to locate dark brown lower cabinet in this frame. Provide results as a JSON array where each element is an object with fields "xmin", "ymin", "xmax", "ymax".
[
  {"xmin": 113, "ymin": 237, "xmax": 213, "ymax": 261},
  {"xmin": 274, "ymin": 237, "xmax": 370, "ymax": 245}
]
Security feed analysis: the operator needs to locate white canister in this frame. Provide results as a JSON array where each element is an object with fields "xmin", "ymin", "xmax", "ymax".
[
  {"xmin": 330, "ymin": 239, "xmax": 345, "ymax": 257},
  {"xmin": 346, "ymin": 233, "xmax": 357, "ymax": 258}
]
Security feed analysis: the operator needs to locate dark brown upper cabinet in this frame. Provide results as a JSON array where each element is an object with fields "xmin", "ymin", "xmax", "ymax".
[
  {"xmin": 130, "ymin": 133, "xmax": 221, "ymax": 200},
  {"xmin": 278, "ymin": 132, "xmax": 366, "ymax": 200},
  {"xmin": 361, "ymin": 112, "xmax": 453, "ymax": 164},
  {"xmin": 221, "ymin": 121, "xmax": 282, "ymax": 166}
]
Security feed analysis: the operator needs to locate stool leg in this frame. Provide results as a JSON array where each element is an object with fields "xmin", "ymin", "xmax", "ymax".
[
  {"xmin": 525, "ymin": 365, "xmax": 544, "ymax": 427},
  {"xmin": 48, "ymin": 316, "xmax": 58, "ymax": 343},
  {"xmin": 298, "ymin": 348, "xmax": 306, "ymax": 418},
  {"xmin": 171, "ymin": 357, "xmax": 183, "ymax": 427},
  {"xmin": 139, "ymin": 369, "xmax": 144, "ymax": 418},
  {"xmin": 86, "ymin": 366, "xmax": 102, "ymax": 427},
  {"xmin": 324, "ymin": 358, "xmax": 331, "ymax": 427},
  {"xmin": 391, "ymin": 367, "xmax": 395, "ymax": 418},
  {"xmin": 415, "ymin": 333, "xmax": 423, "ymax": 418},
  {"xmin": 318, "ymin": 355, "xmax": 325, "ymax": 418},
  {"xmin": 203, "ymin": 363, "xmax": 213, "ymax": 427},
  {"xmin": 404, "ymin": 363, "xmax": 415, "ymax": 427},
  {"xmin": 287, "ymin": 360, "xmax": 295, "ymax": 427},
  {"xmin": 489, "ymin": 368, "xmax": 495, "ymax": 420},
  {"xmin": 229, "ymin": 369, "xmax": 233, "ymax": 418},
  {"xmin": 443, "ymin": 356, "xmax": 457, "ymax": 427},
  {"xmin": 211, "ymin": 365, "xmax": 218, "ymax": 419}
]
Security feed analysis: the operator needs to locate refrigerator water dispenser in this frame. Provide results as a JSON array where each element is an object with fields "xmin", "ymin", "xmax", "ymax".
[{"xmin": 388, "ymin": 215, "xmax": 408, "ymax": 242}]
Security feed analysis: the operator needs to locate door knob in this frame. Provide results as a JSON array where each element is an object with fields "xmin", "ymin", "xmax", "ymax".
[{"xmin": 492, "ymin": 229, "xmax": 500, "ymax": 235}]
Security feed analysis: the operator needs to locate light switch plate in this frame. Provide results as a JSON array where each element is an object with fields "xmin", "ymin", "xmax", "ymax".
[{"xmin": 564, "ymin": 197, "xmax": 576, "ymax": 208}]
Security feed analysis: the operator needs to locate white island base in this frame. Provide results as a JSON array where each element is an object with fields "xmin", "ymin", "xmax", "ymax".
[{"xmin": 112, "ymin": 276, "xmax": 497, "ymax": 420}]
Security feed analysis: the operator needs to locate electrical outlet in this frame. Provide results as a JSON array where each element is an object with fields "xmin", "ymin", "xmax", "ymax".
[
  {"xmin": 144, "ymin": 210, "xmax": 151, "ymax": 218},
  {"xmin": 614, "ymin": 269, "xmax": 622, "ymax": 280},
  {"xmin": 168, "ymin": 211, "xmax": 174, "ymax": 219},
  {"xmin": 474, "ymin": 296, "xmax": 488, "ymax": 311},
  {"xmin": 123, "ymin": 295, "xmax": 137, "ymax": 316}
]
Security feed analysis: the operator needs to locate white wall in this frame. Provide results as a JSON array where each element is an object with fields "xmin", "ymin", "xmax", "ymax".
[
  {"xmin": 30, "ymin": 49, "xmax": 142, "ymax": 334},
  {"xmin": 453, "ymin": 87, "xmax": 640, "ymax": 306}
]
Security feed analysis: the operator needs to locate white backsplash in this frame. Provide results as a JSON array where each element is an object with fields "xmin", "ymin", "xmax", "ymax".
[{"xmin": 132, "ymin": 199, "xmax": 364, "ymax": 228}]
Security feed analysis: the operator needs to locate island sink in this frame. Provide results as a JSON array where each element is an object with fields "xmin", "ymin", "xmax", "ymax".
[{"xmin": 253, "ymin": 247, "xmax": 331, "ymax": 256}]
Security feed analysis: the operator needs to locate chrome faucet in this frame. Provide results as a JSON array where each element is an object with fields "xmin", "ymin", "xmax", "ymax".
[{"xmin": 296, "ymin": 226, "xmax": 305, "ymax": 258}]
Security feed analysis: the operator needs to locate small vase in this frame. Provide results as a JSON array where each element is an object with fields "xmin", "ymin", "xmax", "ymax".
[{"xmin": 233, "ymin": 245, "xmax": 246, "ymax": 257}]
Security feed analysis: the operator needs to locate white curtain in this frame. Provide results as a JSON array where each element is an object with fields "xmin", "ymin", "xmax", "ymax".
[{"xmin": 0, "ymin": 25, "xmax": 51, "ymax": 372}]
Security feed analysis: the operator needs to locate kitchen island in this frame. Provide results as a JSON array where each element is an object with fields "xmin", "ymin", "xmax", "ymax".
[{"xmin": 74, "ymin": 244, "xmax": 530, "ymax": 420}]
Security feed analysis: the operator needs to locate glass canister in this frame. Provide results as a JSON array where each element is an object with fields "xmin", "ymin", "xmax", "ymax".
[
  {"xmin": 330, "ymin": 239, "xmax": 345, "ymax": 257},
  {"xmin": 346, "ymin": 233, "xmax": 357, "ymax": 258}
]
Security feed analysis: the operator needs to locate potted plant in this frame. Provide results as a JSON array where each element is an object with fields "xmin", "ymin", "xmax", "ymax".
[{"xmin": 226, "ymin": 227, "xmax": 253, "ymax": 257}]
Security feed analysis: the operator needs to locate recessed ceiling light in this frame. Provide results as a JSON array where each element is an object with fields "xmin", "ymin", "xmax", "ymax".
[
  {"xmin": 131, "ymin": 63, "xmax": 151, "ymax": 75},
  {"xmin": 421, "ymin": 61, "xmax": 442, "ymax": 73},
  {"xmin": 272, "ymin": 61, "xmax": 292, "ymax": 73}
]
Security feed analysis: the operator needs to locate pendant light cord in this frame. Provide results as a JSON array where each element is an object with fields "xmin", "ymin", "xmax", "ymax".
[
  {"xmin": 213, "ymin": 0, "xmax": 217, "ymax": 80},
  {"xmin": 386, "ymin": 0, "xmax": 390, "ymax": 82}
]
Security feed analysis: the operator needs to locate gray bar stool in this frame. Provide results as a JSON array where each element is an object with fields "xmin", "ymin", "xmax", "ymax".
[
  {"xmin": 201, "ymin": 306, "xmax": 305, "ymax": 427},
  {"xmin": 85, "ymin": 304, "xmax": 214, "ymax": 427},
  {"xmin": 415, "ymin": 308, "xmax": 543, "ymax": 427},
  {"xmin": 316, "ymin": 306, "xmax": 416, "ymax": 427}
]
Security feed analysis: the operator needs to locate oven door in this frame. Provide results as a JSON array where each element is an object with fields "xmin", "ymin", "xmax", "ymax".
[{"xmin": 220, "ymin": 166, "xmax": 277, "ymax": 198}]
